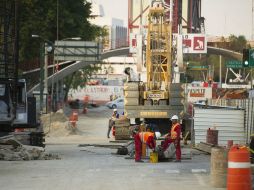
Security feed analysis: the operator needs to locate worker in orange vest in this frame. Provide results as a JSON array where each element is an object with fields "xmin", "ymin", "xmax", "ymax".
[
  {"xmin": 139, "ymin": 126, "xmax": 156, "ymax": 150},
  {"xmin": 162, "ymin": 115, "xmax": 182, "ymax": 162},
  {"xmin": 133, "ymin": 126, "xmax": 158, "ymax": 162}
]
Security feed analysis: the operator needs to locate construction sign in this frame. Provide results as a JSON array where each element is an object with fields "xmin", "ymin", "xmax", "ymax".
[
  {"xmin": 173, "ymin": 34, "xmax": 207, "ymax": 54},
  {"xmin": 129, "ymin": 33, "xmax": 143, "ymax": 54},
  {"xmin": 129, "ymin": 33, "xmax": 137, "ymax": 53}
]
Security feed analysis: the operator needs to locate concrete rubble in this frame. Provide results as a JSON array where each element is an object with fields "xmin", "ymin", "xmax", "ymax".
[{"xmin": 0, "ymin": 136, "xmax": 60, "ymax": 161}]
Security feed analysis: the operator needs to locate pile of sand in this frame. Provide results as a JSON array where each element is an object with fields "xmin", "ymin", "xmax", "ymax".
[{"xmin": 40, "ymin": 109, "xmax": 78, "ymax": 137}]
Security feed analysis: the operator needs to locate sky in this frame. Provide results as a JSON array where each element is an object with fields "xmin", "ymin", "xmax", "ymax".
[
  {"xmin": 90, "ymin": 0, "xmax": 253, "ymax": 40},
  {"xmin": 202, "ymin": 0, "xmax": 253, "ymax": 39}
]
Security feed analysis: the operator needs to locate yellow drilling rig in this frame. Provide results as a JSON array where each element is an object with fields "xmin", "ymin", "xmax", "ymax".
[{"xmin": 124, "ymin": 1, "xmax": 185, "ymax": 133}]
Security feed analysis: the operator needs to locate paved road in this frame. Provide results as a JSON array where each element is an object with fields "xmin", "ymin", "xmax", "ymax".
[{"xmin": 0, "ymin": 106, "xmax": 228, "ymax": 190}]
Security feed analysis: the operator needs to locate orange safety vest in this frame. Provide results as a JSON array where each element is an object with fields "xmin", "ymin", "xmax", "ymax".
[
  {"xmin": 139, "ymin": 132, "xmax": 154, "ymax": 143},
  {"xmin": 171, "ymin": 123, "xmax": 180, "ymax": 140}
]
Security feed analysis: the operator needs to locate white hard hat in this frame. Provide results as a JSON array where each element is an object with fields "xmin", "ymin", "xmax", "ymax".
[
  {"xmin": 113, "ymin": 109, "xmax": 117, "ymax": 112},
  {"xmin": 171, "ymin": 115, "xmax": 178, "ymax": 120},
  {"xmin": 155, "ymin": 132, "xmax": 161, "ymax": 138}
]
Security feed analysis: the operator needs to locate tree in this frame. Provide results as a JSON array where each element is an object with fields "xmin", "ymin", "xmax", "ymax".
[
  {"xmin": 19, "ymin": 0, "xmax": 104, "ymax": 64},
  {"xmin": 18, "ymin": 0, "xmax": 107, "ymax": 98},
  {"xmin": 228, "ymin": 34, "xmax": 247, "ymax": 52},
  {"xmin": 63, "ymin": 64, "xmax": 101, "ymax": 100}
]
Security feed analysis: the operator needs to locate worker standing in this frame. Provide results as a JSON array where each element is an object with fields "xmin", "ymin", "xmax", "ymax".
[
  {"xmin": 107, "ymin": 109, "xmax": 119, "ymax": 138},
  {"xmin": 162, "ymin": 115, "xmax": 182, "ymax": 162},
  {"xmin": 132, "ymin": 128, "xmax": 143, "ymax": 162}
]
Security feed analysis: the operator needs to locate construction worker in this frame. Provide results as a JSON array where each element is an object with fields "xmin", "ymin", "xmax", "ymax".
[
  {"xmin": 162, "ymin": 115, "xmax": 182, "ymax": 162},
  {"xmin": 132, "ymin": 127, "xmax": 143, "ymax": 162},
  {"xmin": 141, "ymin": 126, "xmax": 156, "ymax": 150},
  {"xmin": 107, "ymin": 109, "xmax": 119, "ymax": 138},
  {"xmin": 133, "ymin": 127, "xmax": 158, "ymax": 163}
]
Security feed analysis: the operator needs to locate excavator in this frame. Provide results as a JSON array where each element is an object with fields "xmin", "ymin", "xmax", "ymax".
[{"xmin": 0, "ymin": 0, "xmax": 44, "ymax": 146}]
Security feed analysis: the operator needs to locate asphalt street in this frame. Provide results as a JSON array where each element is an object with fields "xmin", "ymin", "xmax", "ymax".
[{"xmin": 0, "ymin": 106, "xmax": 230, "ymax": 190}]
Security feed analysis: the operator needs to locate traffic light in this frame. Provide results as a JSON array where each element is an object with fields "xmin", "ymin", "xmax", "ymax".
[{"xmin": 242, "ymin": 49, "xmax": 250, "ymax": 67}]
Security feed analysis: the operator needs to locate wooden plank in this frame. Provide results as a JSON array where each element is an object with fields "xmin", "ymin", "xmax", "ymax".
[{"xmin": 194, "ymin": 142, "xmax": 218, "ymax": 154}]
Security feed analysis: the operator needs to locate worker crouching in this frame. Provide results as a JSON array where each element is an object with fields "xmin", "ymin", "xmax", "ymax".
[
  {"xmin": 162, "ymin": 115, "xmax": 182, "ymax": 162},
  {"xmin": 132, "ymin": 126, "xmax": 159, "ymax": 163}
]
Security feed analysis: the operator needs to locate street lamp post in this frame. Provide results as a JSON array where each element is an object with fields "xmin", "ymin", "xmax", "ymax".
[
  {"xmin": 39, "ymin": 42, "xmax": 45, "ymax": 113},
  {"xmin": 32, "ymin": 35, "xmax": 54, "ymax": 113},
  {"xmin": 32, "ymin": 35, "xmax": 81, "ymax": 113}
]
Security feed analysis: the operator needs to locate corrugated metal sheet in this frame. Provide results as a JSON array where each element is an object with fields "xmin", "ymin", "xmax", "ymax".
[
  {"xmin": 205, "ymin": 98, "xmax": 254, "ymax": 143},
  {"xmin": 194, "ymin": 108, "xmax": 245, "ymax": 146}
]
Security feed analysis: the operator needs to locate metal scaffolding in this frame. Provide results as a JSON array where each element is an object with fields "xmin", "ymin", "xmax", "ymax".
[{"xmin": 0, "ymin": 0, "xmax": 17, "ymax": 80}]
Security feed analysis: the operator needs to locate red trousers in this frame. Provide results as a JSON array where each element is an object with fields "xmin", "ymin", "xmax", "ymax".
[
  {"xmin": 134, "ymin": 133, "xmax": 142, "ymax": 161},
  {"xmin": 162, "ymin": 138, "xmax": 181, "ymax": 160},
  {"xmin": 146, "ymin": 136, "xmax": 156, "ymax": 150}
]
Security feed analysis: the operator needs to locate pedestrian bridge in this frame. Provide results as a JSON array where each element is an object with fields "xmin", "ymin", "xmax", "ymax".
[{"xmin": 27, "ymin": 46, "xmax": 242, "ymax": 94}]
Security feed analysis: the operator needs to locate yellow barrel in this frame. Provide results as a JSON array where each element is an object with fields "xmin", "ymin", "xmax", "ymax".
[
  {"xmin": 150, "ymin": 152, "xmax": 158, "ymax": 163},
  {"xmin": 210, "ymin": 147, "xmax": 228, "ymax": 188}
]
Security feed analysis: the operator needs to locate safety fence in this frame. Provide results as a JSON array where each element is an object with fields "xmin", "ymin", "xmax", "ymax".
[{"xmin": 207, "ymin": 98, "xmax": 254, "ymax": 144}]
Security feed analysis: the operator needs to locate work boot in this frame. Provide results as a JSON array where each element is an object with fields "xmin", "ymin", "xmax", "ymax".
[{"xmin": 135, "ymin": 160, "xmax": 144, "ymax": 163}]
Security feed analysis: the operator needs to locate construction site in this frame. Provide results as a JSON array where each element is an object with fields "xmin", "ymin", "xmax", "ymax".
[{"xmin": 0, "ymin": 0, "xmax": 254, "ymax": 189}]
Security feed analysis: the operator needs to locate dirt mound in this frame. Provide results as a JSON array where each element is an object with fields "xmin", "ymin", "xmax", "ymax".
[
  {"xmin": 46, "ymin": 121, "xmax": 78, "ymax": 137},
  {"xmin": 40, "ymin": 109, "xmax": 68, "ymax": 127},
  {"xmin": 40, "ymin": 109, "xmax": 79, "ymax": 137}
]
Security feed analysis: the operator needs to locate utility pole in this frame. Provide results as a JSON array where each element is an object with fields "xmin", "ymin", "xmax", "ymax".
[
  {"xmin": 44, "ymin": 43, "xmax": 48, "ymax": 96},
  {"xmin": 220, "ymin": 55, "xmax": 222, "ymax": 87},
  {"xmin": 136, "ymin": 0, "xmax": 143, "ymax": 74},
  {"xmin": 252, "ymin": 0, "xmax": 254, "ymax": 40},
  {"xmin": 39, "ymin": 42, "xmax": 45, "ymax": 113}
]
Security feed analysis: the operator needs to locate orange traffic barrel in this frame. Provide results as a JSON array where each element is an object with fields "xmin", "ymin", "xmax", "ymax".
[{"xmin": 227, "ymin": 145, "xmax": 252, "ymax": 190}]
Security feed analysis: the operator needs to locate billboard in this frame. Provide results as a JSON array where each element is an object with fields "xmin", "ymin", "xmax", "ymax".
[
  {"xmin": 187, "ymin": 87, "xmax": 212, "ymax": 102},
  {"xmin": 68, "ymin": 85, "xmax": 124, "ymax": 104}
]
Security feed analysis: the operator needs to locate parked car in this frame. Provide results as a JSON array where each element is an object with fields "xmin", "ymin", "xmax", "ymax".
[
  {"xmin": 193, "ymin": 100, "xmax": 207, "ymax": 106},
  {"xmin": 105, "ymin": 98, "xmax": 124, "ymax": 109}
]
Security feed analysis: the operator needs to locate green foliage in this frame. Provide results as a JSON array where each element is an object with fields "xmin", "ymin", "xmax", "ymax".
[
  {"xmin": 19, "ymin": 0, "xmax": 105, "ymax": 63},
  {"xmin": 17, "ymin": 0, "xmax": 107, "ymax": 99},
  {"xmin": 228, "ymin": 35, "xmax": 247, "ymax": 52}
]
